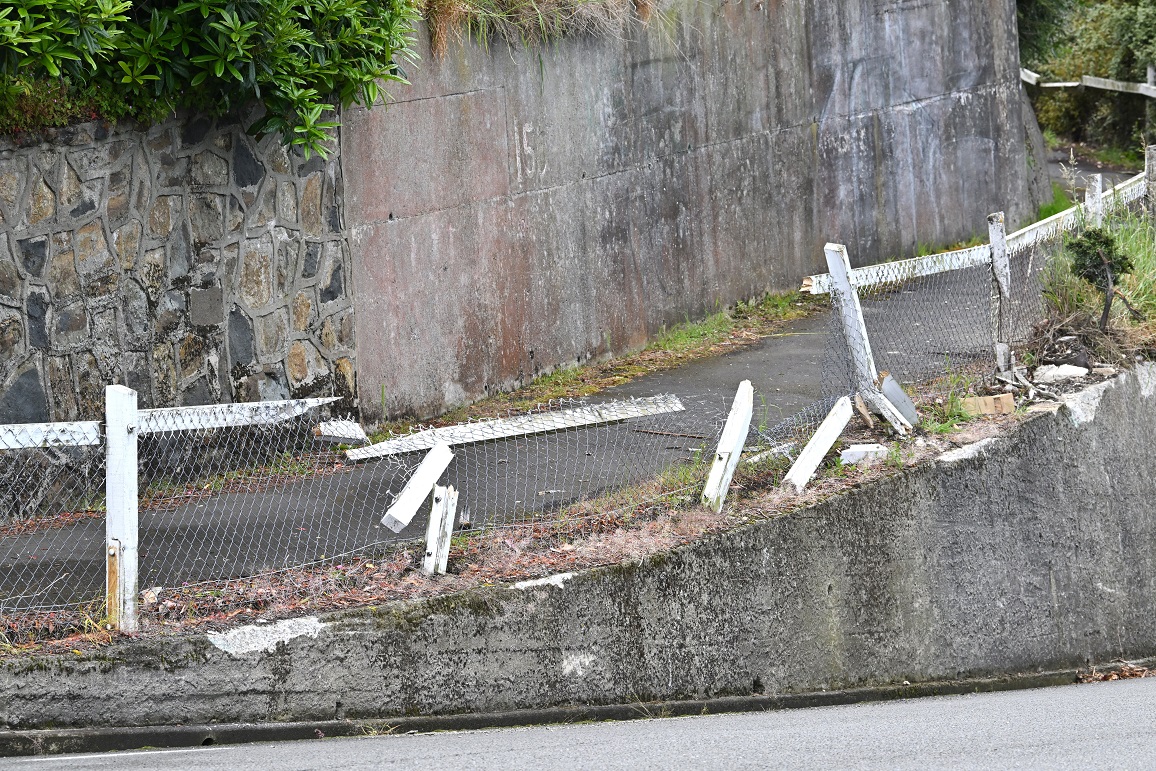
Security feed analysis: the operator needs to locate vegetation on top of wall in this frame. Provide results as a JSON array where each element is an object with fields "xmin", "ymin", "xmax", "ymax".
[
  {"xmin": 1025, "ymin": 0, "xmax": 1156, "ymax": 149},
  {"xmin": 0, "ymin": 0, "xmax": 419, "ymax": 157},
  {"xmin": 422, "ymin": 0, "xmax": 662, "ymax": 58}
]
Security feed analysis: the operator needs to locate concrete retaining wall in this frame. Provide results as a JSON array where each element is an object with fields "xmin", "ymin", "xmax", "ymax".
[
  {"xmin": 2, "ymin": 364, "xmax": 1153, "ymax": 730},
  {"xmin": 345, "ymin": 0, "xmax": 1049, "ymax": 421}
]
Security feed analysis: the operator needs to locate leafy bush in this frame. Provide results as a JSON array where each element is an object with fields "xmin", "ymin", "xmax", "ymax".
[
  {"xmin": 1030, "ymin": 0, "xmax": 1156, "ymax": 148},
  {"xmin": 0, "ymin": 0, "xmax": 419, "ymax": 157}
]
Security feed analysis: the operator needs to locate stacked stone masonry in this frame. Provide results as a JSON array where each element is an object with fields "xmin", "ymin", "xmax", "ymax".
[{"xmin": 0, "ymin": 114, "xmax": 356, "ymax": 422}]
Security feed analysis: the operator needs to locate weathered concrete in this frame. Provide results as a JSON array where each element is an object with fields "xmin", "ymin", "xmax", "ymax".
[
  {"xmin": 1, "ymin": 363, "xmax": 1152, "ymax": 731},
  {"xmin": 345, "ymin": 0, "xmax": 1049, "ymax": 421}
]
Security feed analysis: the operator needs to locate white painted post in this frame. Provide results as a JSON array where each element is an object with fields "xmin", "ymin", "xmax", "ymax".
[
  {"xmin": 825, "ymin": 243, "xmax": 910, "ymax": 435},
  {"xmin": 381, "ymin": 443, "xmax": 454, "ymax": 532},
  {"xmin": 701, "ymin": 380, "xmax": 754, "ymax": 513},
  {"xmin": 1147, "ymin": 145, "xmax": 1156, "ymax": 205},
  {"xmin": 783, "ymin": 396, "xmax": 854, "ymax": 494},
  {"xmin": 825, "ymin": 243, "xmax": 878, "ymax": 390},
  {"xmin": 105, "ymin": 385, "xmax": 139, "ymax": 633},
  {"xmin": 987, "ymin": 212, "xmax": 1014, "ymax": 374},
  {"xmin": 1087, "ymin": 173, "xmax": 1103, "ymax": 227},
  {"xmin": 422, "ymin": 484, "xmax": 458, "ymax": 576},
  {"xmin": 437, "ymin": 486, "xmax": 458, "ymax": 575}
]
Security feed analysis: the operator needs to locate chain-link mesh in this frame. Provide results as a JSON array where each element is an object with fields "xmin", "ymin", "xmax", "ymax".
[{"xmin": 1, "ymin": 423, "xmax": 106, "ymax": 641}]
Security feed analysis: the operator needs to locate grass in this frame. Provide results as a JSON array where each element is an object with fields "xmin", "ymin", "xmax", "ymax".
[
  {"xmin": 371, "ymin": 290, "xmax": 824, "ymax": 439},
  {"xmin": 1037, "ymin": 181, "xmax": 1076, "ymax": 221},
  {"xmin": 918, "ymin": 360, "xmax": 978, "ymax": 434},
  {"xmin": 1037, "ymin": 205, "xmax": 1156, "ymax": 363}
]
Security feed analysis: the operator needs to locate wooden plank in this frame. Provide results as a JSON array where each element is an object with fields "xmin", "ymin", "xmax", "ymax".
[
  {"xmin": 803, "ymin": 244, "xmax": 990, "ymax": 295},
  {"xmin": 138, "ymin": 397, "xmax": 338, "ymax": 434},
  {"xmin": 1020, "ymin": 68, "xmax": 1041, "ymax": 86},
  {"xmin": 381, "ymin": 443, "xmax": 454, "ymax": 533},
  {"xmin": 783, "ymin": 396, "xmax": 853, "ymax": 494},
  {"xmin": 347, "ymin": 395, "xmax": 684, "ymax": 460},
  {"xmin": 961, "ymin": 394, "xmax": 1016, "ymax": 415},
  {"xmin": 701, "ymin": 381, "xmax": 754, "ymax": 513},
  {"xmin": 825, "ymin": 244, "xmax": 879, "ymax": 390},
  {"xmin": 0, "ymin": 420, "xmax": 102, "ymax": 450}
]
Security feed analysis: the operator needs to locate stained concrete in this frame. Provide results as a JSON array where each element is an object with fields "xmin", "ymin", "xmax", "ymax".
[
  {"xmin": 344, "ymin": 0, "xmax": 1049, "ymax": 422},
  {"xmin": 2, "ymin": 363, "xmax": 1153, "ymax": 731}
]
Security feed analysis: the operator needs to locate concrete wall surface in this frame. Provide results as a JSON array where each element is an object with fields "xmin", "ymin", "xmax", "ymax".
[
  {"xmin": 1, "ymin": 364, "xmax": 1152, "ymax": 730},
  {"xmin": 0, "ymin": 114, "xmax": 356, "ymax": 422},
  {"xmin": 345, "ymin": 0, "xmax": 1048, "ymax": 421}
]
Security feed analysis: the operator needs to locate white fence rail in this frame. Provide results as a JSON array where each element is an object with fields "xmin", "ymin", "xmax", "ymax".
[{"xmin": 1021, "ymin": 68, "xmax": 1156, "ymax": 99}]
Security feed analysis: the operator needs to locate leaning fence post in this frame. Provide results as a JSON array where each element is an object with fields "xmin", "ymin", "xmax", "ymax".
[
  {"xmin": 987, "ymin": 212, "xmax": 1013, "ymax": 375},
  {"xmin": 701, "ymin": 380, "xmax": 753, "ymax": 513},
  {"xmin": 824, "ymin": 244, "xmax": 910, "ymax": 434},
  {"xmin": 1087, "ymin": 173, "xmax": 1103, "ymax": 227},
  {"xmin": 105, "ymin": 385, "xmax": 139, "ymax": 633}
]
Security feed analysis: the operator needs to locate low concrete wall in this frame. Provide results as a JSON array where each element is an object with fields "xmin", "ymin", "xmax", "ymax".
[
  {"xmin": 345, "ymin": 0, "xmax": 1049, "ymax": 421},
  {"xmin": 2, "ymin": 364, "xmax": 1153, "ymax": 730}
]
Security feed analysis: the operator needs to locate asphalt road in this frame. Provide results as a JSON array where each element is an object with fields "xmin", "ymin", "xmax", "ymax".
[{"xmin": 7, "ymin": 678, "xmax": 1155, "ymax": 769}]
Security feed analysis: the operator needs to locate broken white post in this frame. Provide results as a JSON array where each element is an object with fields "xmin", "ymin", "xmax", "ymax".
[
  {"xmin": 825, "ymin": 243, "xmax": 909, "ymax": 435},
  {"xmin": 1087, "ymin": 173, "xmax": 1103, "ymax": 227},
  {"xmin": 701, "ymin": 380, "xmax": 754, "ymax": 513},
  {"xmin": 825, "ymin": 243, "xmax": 878, "ymax": 389},
  {"xmin": 422, "ymin": 484, "xmax": 458, "ymax": 576},
  {"xmin": 783, "ymin": 396, "xmax": 854, "ymax": 494},
  {"xmin": 987, "ymin": 212, "xmax": 1014, "ymax": 374},
  {"xmin": 105, "ymin": 385, "xmax": 139, "ymax": 633},
  {"xmin": 381, "ymin": 442, "xmax": 454, "ymax": 532}
]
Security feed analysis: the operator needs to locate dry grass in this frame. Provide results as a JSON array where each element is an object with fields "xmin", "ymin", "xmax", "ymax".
[{"xmin": 424, "ymin": 0, "xmax": 634, "ymax": 57}]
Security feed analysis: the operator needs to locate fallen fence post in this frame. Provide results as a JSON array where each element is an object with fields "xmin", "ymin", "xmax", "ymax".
[
  {"xmin": 783, "ymin": 396, "xmax": 853, "ymax": 494},
  {"xmin": 825, "ymin": 243, "xmax": 910, "ymax": 434},
  {"xmin": 1087, "ymin": 173, "xmax": 1104, "ymax": 227},
  {"xmin": 381, "ymin": 442, "xmax": 454, "ymax": 532},
  {"xmin": 422, "ymin": 484, "xmax": 458, "ymax": 576},
  {"xmin": 987, "ymin": 212, "xmax": 1014, "ymax": 375},
  {"xmin": 701, "ymin": 380, "xmax": 754, "ymax": 513},
  {"xmin": 105, "ymin": 385, "xmax": 139, "ymax": 633}
]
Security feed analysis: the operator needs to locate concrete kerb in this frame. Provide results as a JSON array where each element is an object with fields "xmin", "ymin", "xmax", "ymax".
[
  {"xmin": 2, "ymin": 364, "xmax": 1155, "ymax": 753},
  {"xmin": 0, "ymin": 667, "xmax": 1129, "ymax": 757}
]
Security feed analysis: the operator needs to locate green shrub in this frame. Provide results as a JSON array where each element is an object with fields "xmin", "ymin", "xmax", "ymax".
[{"xmin": 0, "ymin": 0, "xmax": 419, "ymax": 157}]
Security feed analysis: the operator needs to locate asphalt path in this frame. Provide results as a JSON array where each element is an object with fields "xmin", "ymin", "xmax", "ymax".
[{"xmin": 7, "ymin": 678, "xmax": 1155, "ymax": 769}]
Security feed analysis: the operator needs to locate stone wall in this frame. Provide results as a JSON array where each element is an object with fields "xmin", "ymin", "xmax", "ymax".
[
  {"xmin": 0, "ymin": 113, "xmax": 356, "ymax": 422},
  {"xmin": 344, "ymin": 0, "xmax": 1050, "ymax": 422}
]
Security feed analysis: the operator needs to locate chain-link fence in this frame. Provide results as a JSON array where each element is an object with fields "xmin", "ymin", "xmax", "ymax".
[{"xmin": 2, "ymin": 166, "xmax": 1152, "ymax": 643}]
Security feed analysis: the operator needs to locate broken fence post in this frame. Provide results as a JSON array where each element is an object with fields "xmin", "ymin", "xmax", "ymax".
[
  {"xmin": 825, "ymin": 243, "xmax": 910, "ymax": 435},
  {"xmin": 381, "ymin": 442, "xmax": 454, "ymax": 533},
  {"xmin": 422, "ymin": 484, "xmax": 458, "ymax": 575},
  {"xmin": 784, "ymin": 396, "xmax": 854, "ymax": 494},
  {"xmin": 105, "ymin": 385, "xmax": 140, "ymax": 633},
  {"xmin": 987, "ymin": 212, "xmax": 1014, "ymax": 375},
  {"xmin": 1087, "ymin": 173, "xmax": 1104, "ymax": 227},
  {"xmin": 701, "ymin": 380, "xmax": 754, "ymax": 513}
]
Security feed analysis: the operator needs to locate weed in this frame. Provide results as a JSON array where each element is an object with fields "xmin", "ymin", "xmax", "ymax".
[{"xmin": 1037, "ymin": 181, "xmax": 1076, "ymax": 221}]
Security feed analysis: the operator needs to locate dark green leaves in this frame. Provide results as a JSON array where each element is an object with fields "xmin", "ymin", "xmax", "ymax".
[{"xmin": 0, "ymin": 0, "xmax": 419, "ymax": 158}]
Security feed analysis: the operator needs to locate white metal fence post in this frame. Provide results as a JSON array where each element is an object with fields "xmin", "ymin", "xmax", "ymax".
[
  {"xmin": 105, "ymin": 384, "xmax": 139, "ymax": 633},
  {"xmin": 1087, "ymin": 173, "xmax": 1104, "ymax": 227},
  {"xmin": 987, "ymin": 212, "xmax": 1013, "ymax": 374}
]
